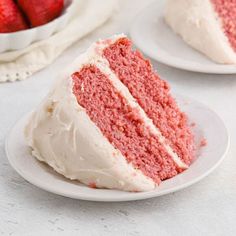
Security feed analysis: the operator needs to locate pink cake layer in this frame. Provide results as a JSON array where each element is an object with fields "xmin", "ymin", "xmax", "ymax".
[
  {"xmin": 72, "ymin": 65, "xmax": 180, "ymax": 184},
  {"xmin": 103, "ymin": 38, "xmax": 195, "ymax": 166},
  {"xmin": 211, "ymin": 0, "xmax": 236, "ymax": 52}
]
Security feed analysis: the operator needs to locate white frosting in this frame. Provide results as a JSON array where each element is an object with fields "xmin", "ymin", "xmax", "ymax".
[
  {"xmin": 25, "ymin": 34, "xmax": 187, "ymax": 192},
  {"xmin": 165, "ymin": 0, "xmax": 236, "ymax": 64}
]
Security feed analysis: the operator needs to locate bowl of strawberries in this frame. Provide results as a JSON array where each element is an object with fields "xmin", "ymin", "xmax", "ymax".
[{"xmin": 0, "ymin": 0, "xmax": 74, "ymax": 53}]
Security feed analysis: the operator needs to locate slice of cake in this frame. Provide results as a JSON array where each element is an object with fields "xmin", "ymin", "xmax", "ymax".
[
  {"xmin": 25, "ymin": 35, "xmax": 195, "ymax": 192},
  {"xmin": 165, "ymin": 0, "xmax": 236, "ymax": 64}
]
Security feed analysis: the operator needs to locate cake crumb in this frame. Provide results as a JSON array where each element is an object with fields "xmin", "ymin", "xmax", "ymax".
[
  {"xmin": 200, "ymin": 138, "xmax": 207, "ymax": 147},
  {"xmin": 88, "ymin": 182, "xmax": 97, "ymax": 188}
]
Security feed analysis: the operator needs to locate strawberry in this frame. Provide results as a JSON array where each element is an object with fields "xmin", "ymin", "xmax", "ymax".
[
  {"xmin": 17, "ymin": 0, "xmax": 64, "ymax": 27},
  {"xmin": 0, "ymin": 0, "xmax": 28, "ymax": 33}
]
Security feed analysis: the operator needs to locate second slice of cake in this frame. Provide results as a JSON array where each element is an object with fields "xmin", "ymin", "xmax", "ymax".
[{"xmin": 165, "ymin": 0, "xmax": 236, "ymax": 64}]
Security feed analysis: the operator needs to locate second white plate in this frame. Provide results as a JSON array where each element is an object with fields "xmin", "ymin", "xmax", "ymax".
[
  {"xmin": 130, "ymin": 1, "xmax": 236, "ymax": 74},
  {"xmin": 5, "ymin": 95, "xmax": 229, "ymax": 202}
]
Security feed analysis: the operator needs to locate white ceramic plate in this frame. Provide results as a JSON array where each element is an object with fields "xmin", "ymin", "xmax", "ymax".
[
  {"xmin": 5, "ymin": 95, "xmax": 229, "ymax": 202},
  {"xmin": 130, "ymin": 1, "xmax": 236, "ymax": 74}
]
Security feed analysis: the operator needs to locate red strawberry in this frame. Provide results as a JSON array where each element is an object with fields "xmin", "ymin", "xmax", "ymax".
[
  {"xmin": 0, "ymin": 0, "xmax": 28, "ymax": 33},
  {"xmin": 17, "ymin": 0, "xmax": 64, "ymax": 27}
]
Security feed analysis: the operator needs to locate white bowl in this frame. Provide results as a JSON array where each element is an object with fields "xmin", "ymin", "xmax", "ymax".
[{"xmin": 0, "ymin": 0, "xmax": 74, "ymax": 53}]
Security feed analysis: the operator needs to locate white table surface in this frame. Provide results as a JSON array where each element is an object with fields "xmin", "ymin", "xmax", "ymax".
[{"xmin": 0, "ymin": 0, "xmax": 235, "ymax": 235}]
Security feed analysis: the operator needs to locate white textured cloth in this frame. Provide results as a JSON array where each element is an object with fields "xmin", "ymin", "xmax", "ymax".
[{"xmin": 0, "ymin": 0, "xmax": 116, "ymax": 82}]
